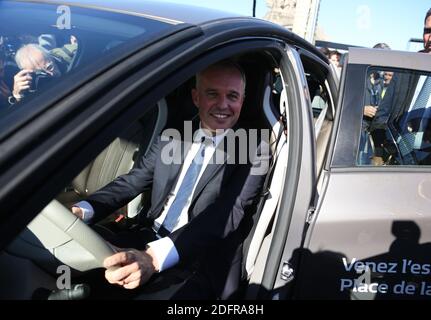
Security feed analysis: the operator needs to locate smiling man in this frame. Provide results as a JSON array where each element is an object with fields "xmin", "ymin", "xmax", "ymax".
[
  {"xmin": 192, "ymin": 62, "xmax": 245, "ymax": 133},
  {"xmin": 72, "ymin": 59, "xmax": 269, "ymax": 298}
]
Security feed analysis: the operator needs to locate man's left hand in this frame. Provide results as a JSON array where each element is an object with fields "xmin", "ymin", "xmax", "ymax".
[{"xmin": 103, "ymin": 247, "xmax": 159, "ymax": 289}]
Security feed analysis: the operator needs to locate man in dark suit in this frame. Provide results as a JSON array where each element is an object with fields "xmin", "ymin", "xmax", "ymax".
[
  {"xmin": 72, "ymin": 60, "xmax": 270, "ymax": 295},
  {"xmin": 369, "ymin": 9, "xmax": 431, "ymax": 164},
  {"xmin": 372, "ymin": 9, "xmax": 431, "ymax": 128}
]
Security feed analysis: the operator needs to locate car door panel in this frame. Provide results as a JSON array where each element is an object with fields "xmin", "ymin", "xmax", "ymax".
[{"xmin": 301, "ymin": 49, "xmax": 431, "ymax": 300}]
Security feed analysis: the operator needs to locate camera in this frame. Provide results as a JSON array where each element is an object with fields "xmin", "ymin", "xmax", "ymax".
[{"xmin": 28, "ymin": 70, "xmax": 50, "ymax": 92}]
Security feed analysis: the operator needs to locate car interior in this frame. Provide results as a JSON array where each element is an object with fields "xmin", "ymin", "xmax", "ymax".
[
  {"xmin": 369, "ymin": 69, "xmax": 431, "ymax": 166},
  {"xmin": 0, "ymin": 45, "xmax": 332, "ymax": 299},
  {"xmin": 301, "ymin": 53, "xmax": 335, "ymax": 176}
]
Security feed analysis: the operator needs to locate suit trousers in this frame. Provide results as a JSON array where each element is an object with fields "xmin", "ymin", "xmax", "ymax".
[{"xmin": 73, "ymin": 225, "xmax": 204, "ymax": 300}]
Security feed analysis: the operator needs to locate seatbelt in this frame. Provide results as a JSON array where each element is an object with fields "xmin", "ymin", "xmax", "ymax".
[{"xmin": 241, "ymin": 117, "xmax": 287, "ymax": 280}]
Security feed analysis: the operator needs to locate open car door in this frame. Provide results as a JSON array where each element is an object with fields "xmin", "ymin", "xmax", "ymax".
[{"xmin": 295, "ymin": 48, "xmax": 431, "ymax": 300}]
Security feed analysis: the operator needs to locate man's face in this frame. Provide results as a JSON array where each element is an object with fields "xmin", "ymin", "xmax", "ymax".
[
  {"xmin": 21, "ymin": 49, "xmax": 59, "ymax": 76},
  {"xmin": 192, "ymin": 66, "xmax": 245, "ymax": 132},
  {"xmin": 423, "ymin": 16, "xmax": 431, "ymax": 53},
  {"xmin": 330, "ymin": 54, "xmax": 340, "ymax": 67},
  {"xmin": 384, "ymin": 71, "xmax": 394, "ymax": 86}
]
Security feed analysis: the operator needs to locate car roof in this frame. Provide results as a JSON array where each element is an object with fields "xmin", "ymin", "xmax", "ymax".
[
  {"xmin": 348, "ymin": 47, "xmax": 431, "ymax": 72},
  {"xmin": 18, "ymin": 0, "xmax": 243, "ymax": 25}
]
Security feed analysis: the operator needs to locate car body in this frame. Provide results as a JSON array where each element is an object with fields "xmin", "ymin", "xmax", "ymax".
[{"xmin": 0, "ymin": 0, "xmax": 431, "ymax": 300}]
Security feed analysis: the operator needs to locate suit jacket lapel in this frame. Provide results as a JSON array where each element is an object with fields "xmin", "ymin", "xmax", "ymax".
[{"xmin": 191, "ymin": 133, "xmax": 237, "ymax": 203}]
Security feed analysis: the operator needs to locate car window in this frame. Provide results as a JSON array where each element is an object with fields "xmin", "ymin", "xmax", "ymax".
[
  {"xmin": 297, "ymin": 52, "xmax": 333, "ymax": 138},
  {"xmin": 0, "ymin": 1, "xmax": 174, "ymax": 119},
  {"xmin": 310, "ymin": 79, "xmax": 330, "ymax": 136},
  {"xmin": 357, "ymin": 67, "xmax": 431, "ymax": 166}
]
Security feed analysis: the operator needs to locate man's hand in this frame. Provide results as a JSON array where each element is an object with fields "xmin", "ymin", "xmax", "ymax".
[
  {"xmin": 364, "ymin": 105, "xmax": 378, "ymax": 118},
  {"xmin": 71, "ymin": 206, "xmax": 84, "ymax": 219},
  {"xmin": 13, "ymin": 69, "xmax": 33, "ymax": 101},
  {"xmin": 103, "ymin": 247, "xmax": 160, "ymax": 289}
]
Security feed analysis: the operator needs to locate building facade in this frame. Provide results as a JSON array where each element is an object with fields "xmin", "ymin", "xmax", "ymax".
[{"xmin": 264, "ymin": 0, "xmax": 321, "ymax": 43}]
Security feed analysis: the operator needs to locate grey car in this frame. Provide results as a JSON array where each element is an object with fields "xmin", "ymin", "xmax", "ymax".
[{"xmin": 0, "ymin": 0, "xmax": 430, "ymax": 300}]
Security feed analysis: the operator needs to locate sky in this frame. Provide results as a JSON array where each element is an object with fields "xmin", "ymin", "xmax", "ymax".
[
  {"xmin": 155, "ymin": 0, "xmax": 429, "ymax": 51},
  {"xmin": 317, "ymin": 0, "xmax": 429, "ymax": 51},
  {"xmin": 154, "ymin": 0, "xmax": 268, "ymax": 17}
]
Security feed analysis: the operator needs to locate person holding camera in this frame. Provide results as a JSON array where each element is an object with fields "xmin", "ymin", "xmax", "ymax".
[{"xmin": 8, "ymin": 43, "xmax": 61, "ymax": 105}]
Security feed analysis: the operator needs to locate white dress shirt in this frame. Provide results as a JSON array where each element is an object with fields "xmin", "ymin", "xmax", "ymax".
[{"xmin": 75, "ymin": 125, "xmax": 228, "ymax": 272}]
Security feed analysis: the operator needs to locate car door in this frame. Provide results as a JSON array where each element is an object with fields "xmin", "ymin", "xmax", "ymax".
[
  {"xmin": 296, "ymin": 48, "xmax": 431, "ymax": 300},
  {"xmin": 0, "ymin": 1, "xmax": 328, "ymax": 300},
  {"xmin": 245, "ymin": 44, "xmax": 327, "ymax": 299}
]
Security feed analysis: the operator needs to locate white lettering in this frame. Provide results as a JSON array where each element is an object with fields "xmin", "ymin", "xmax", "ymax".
[
  {"xmin": 410, "ymin": 263, "xmax": 421, "ymax": 275},
  {"xmin": 356, "ymin": 5, "xmax": 371, "ymax": 31},
  {"xmin": 56, "ymin": 265, "xmax": 71, "ymax": 290},
  {"xmin": 218, "ymin": 305, "xmax": 226, "ymax": 315},
  {"xmin": 420, "ymin": 282, "xmax": 431, "ymax": 296},
  {"xmin": 255, "ymin": 305, "xmax": 264, "ymax": 314},
  {"xmin": 402, "ymin": 259, "xmax": 410, "ymax": 274},
  {"xmin": 342, "ymin": 258, "xmax": 357, "ymax": 272},
  {"xmin": 167, "ymin": 304, "xmax": 201, "ymax": 317},
  {"xmin": 387, "ymin": 263, "xmax": 398, "ymax": 274},
  {"xmin": 340, "ymin": 278, "xmax": 353, "ymax": 291},
  {"xmin": 56, "ymin": 5, "xmax": 71, "ymax": 30},
  {"xmin": 379, "ymin": 283, "xmax": 389, "ymax": 294},
  {"xmin": 393, "ymin": 281, "xmax": 416, "ymax": 295}
]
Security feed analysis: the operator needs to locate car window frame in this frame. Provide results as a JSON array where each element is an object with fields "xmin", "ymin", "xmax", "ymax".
[
  {"xmin": 0, "ymin": 23, "xmax": 199, "ymax": 142},
  {"xmin": 331, "ymin": 49, "xmax": 431, "ymax": 171},
  {"xmin": 0, "ymin": 35, "xmax": 292, "ymax": 250}
]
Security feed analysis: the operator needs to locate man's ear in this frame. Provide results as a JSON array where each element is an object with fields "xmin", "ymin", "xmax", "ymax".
[{"xmin": 191, "ymin": 88, "xmax": 199, "ymax": 108}]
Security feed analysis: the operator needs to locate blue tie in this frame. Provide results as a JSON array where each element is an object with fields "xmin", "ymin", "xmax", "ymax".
[
  {"xmin": 158, "ymin": 140, "xmax": 207, "ymax": 236},
  {"xmin": 398, "ymin": 77, "xmax": 431, "ymax": 161},
  {"xmin": 412, "ymin": 76, "xmax": 431, "ymax": 111}
]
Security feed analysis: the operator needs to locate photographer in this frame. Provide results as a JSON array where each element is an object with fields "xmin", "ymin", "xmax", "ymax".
[{"xmin": 8, "ymin": 44, "xmax": 61, "ymax": 105}]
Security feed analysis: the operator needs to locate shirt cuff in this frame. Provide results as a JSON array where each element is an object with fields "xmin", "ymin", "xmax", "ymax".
[
  {"xmin": 73, "ymin": 201, "xmax": 95, "ymax": 223},
  {"xmin": 146, "ymin": 237, "xmax": 179, "ymax": 272}
]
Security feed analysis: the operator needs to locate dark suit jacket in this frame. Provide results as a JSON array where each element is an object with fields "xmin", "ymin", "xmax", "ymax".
[
  {"xmin": 372, "ymin": 72, "xmax": 420, "ymax": 130},
  {"xmin": 86, "ymin": 124, "xmax": 270, "ymax": 265}
]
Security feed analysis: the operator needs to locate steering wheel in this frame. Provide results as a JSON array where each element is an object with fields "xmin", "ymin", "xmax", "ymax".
[{"xmin": 7, "ymin": 199, "xmax": 116, "ymax": 273}]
